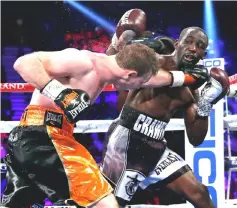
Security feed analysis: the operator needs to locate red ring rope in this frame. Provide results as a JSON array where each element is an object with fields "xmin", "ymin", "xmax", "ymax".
[
  {"xmin": 0, "ymin": 83, "xmax": 116, "ymax": 92},
  {"xmin": 229, "ymin": 74, "xmax": 237, "ymax": 85},
  {"xmin": 0, "ymin": 74, "xmax": 236, "ymax": 93}
]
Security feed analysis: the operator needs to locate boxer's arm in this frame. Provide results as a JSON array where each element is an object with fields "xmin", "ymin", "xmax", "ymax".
[
  {"xmin": 105, "ymin": 35, "xmax": 130, "ymax": 111},
  {"xmin": 141, "ymin": 69, "xmax": 174, "ymax": 87},
  {"xmin": 184, "ymin": 90, "xmax": 209, "ymax": 146},
  {"xmin": 14, "ymin": 48, "xmax": 92, "ymax": 123},
  {"xmin": 142, "ymin": 67, "xmax": 209, "ymax": 88},
  {"xmin": 117, "ymin": 90, "xmax": 129, "ymax": 111},
  {"xmin": 141, "ymin": 68, "xmax": 197, "ymax": 88},
  {"xmin": 13, "ymin": 48, "xmax": 91, "ymax": 90}
]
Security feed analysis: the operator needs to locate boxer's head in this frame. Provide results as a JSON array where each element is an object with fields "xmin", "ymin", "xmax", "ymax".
[
  {"xmin": 175, "ymin": 27, "xmax": 208, "ymax": 67},
  {"xmin": 114, "ymin": 43, "xmax": 157, "ymax": 90}
]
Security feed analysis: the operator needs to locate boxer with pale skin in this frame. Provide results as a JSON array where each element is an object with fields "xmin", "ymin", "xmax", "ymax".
[{"xmin": 3, "ymin": 39, "xmax": 158, "ymax": 208}]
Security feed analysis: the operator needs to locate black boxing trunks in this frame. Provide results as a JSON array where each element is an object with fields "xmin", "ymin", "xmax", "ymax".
[
  {"xmin": 101, "ymin": 105, "xmax": 191, "ymax": 204},
  {"xmin": 2, "ymin": 105, "xmax": 113, "ymax": 208}
]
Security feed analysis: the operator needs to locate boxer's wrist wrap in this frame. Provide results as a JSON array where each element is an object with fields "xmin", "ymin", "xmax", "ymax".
[
  {"xmin": 169, "ymin": 71, "xmax": 185, "ymax": 87},
  {"xmin": 196, "ymin": 98, "xmax": 213, "ymax": 117},
  {"xmin": 41, "ymin": 79, "xmax": 67, "ymax": 100},
  {"xmin": 41, "ymin": 79, "xmax": 91, "ymax": 123}
]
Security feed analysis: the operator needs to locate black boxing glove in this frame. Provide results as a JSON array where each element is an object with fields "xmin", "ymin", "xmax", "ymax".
[
  {"xmin": 154, "ymin": 36, "xmax": 175, "ymax": 54},
  {"xmin": 180, "ymin": 64, "xmax": 209, "ymax": 87},
  {"xmin": 127, "ymin": 37, "xmax": 164, "ymax": 53},
  {"xmin": 168, "ymin": 65, "xmax": 209, "ymax": 87},
  {"xmin": 41, "ymin": 79, "xmax": 91, "ymax": 123},
  {"xmin": 128, "ymin": 36, "xmax": 175, "ymax": 55},
  {"xmin": 169, "ymin": 65, "xmax": 209, "ymax": 87}
]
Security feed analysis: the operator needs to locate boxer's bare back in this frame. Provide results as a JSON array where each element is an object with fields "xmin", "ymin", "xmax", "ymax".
[
  {"xmin": 29, "ymin": 49, "xmax": 110, "ymax": 108},
  {"xmin": 26, "ymin": 48, "xmax": 146, "ymax": 108}
]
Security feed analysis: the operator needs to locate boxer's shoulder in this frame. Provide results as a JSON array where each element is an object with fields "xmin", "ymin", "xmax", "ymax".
[
  {"xmin": 62, "ymin": 48, "xmax": 92, "ymax": 58},
  {"xmin": 63, "ymin": 49, "xmax": 94, "ymax": 71}
]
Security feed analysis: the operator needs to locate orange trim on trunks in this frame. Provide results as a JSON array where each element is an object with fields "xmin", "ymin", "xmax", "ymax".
[
  {"xmin": 19, "ymin": 105, "xmax": 113, "ymax": 206},
  {"xmin": 19, "ymin": 105, "xmax": 74, "ymax": 135}
]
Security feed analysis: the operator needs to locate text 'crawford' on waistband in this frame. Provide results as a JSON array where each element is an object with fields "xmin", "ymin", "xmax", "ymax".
[{"xmin": 118, "ymin": 105, "xmax": 167, "ymax": 140}]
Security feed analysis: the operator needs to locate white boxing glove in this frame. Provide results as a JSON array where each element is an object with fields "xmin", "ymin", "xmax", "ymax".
[{"xmin": 196, "ymin": 77, "xmax": 223, "ymax": 117}]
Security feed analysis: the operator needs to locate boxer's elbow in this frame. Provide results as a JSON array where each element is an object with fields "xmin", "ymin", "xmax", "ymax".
[
  {"xmin": 13, "ymin": 53, "xmax": 38, "ymax": 73},
  {"xmin": 187, "ymin": 132, "xmax": 207, "ymax": 147},
  {"xmin": 184, "ymin": 104, "xmax": 208, "ymax": 146},
  {"xmin": 186, "ymin": 121, "xmax": 208, "ymax": 146},
  {"xmin": 13, "ymin": 56, "xmax": 26, "ymax": 73},
  {"xmin": 189, "ymin": 137, "xmax": 205, "ymax": 147}
]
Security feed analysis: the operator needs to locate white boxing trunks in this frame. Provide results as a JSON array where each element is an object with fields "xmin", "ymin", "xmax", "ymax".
[{"xmin": 101, "ymin": 105, "xmax": 191, "ymax": 204}]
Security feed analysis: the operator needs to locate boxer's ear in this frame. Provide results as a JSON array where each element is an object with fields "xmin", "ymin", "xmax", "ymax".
[
  {"xmin": 200, "ymin": 51, "xmax": 207, "ymax": 60},
  {"xmin": 174, "ymin": 39, "xmax": 179, "ymax": 49},
  {"xmin": 127, "ymin": 70, "xmax": 138, "ymax": 79}
]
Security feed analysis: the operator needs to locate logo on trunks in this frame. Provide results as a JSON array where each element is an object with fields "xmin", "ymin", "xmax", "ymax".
[
  {"xmin": 133, "ymin": 114, "xmax": 166, "ymax": 140},
  {"xmin": 125, "ymin": 174, "xmax": 140, "ymax": 198},
  {"xmin": 8, "ymin": 132, "xmax": 18, "ymax": 142},
  {"xmin": 44, "ymin": 111, "xmax": 63, "ymax": 129},
  {"xmin": 154, "ymin": 152, "xmax": 180, "ymax": 175}
]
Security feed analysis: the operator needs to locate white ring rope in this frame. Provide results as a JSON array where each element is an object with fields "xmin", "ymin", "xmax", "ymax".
[{"xmin": 1, "ymin": 115, "xmax": 237, "ymax": 133}]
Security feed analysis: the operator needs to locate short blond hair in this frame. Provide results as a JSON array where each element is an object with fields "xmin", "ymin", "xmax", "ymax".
[{"xmin": 115, "ymin": 43, "xmax": 158, "ymax": 76}]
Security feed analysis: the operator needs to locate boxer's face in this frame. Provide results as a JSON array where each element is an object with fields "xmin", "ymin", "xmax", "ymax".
[{"xmin": 176, "ymin": 29, "xmax": 208, "ymax": 66}]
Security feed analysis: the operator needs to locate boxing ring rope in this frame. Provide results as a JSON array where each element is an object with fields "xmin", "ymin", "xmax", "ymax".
[
  {"xmin": 1, "ymin": 115, "xmax": 237, "ymax": 134},
  {"xmin": 1, "ymin": 81, "xmax": 237, "ymax": 133},
  {"xmin": 1, "ymin": 81, "xmax": 237, "ymax": 208},
  {"xmin": 1, "ymin": 73, "xmax": 236, "ymax": 93},
  {"xmin": 0, "ymin": 82, "xmax": 117, "ymax": 92}
]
